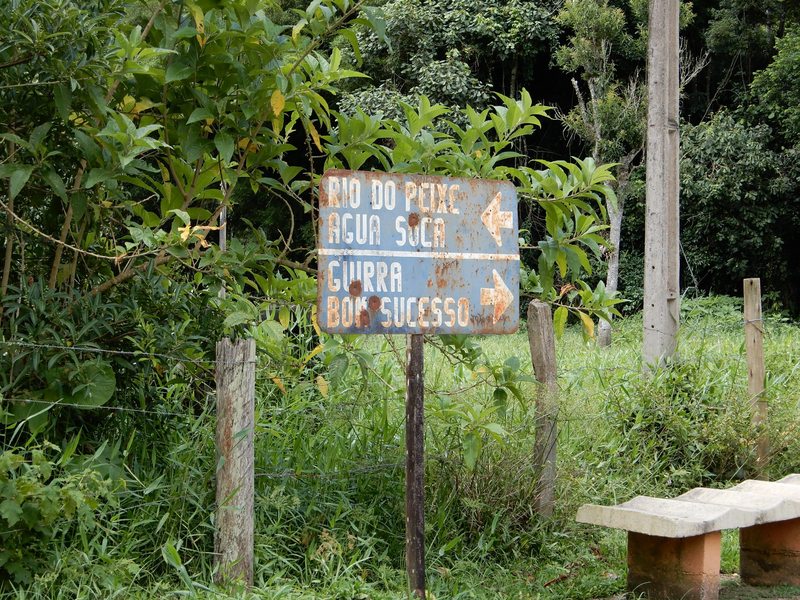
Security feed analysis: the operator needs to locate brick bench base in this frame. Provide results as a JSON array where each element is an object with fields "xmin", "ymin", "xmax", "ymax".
[
  {"xmin": 741, "ymin": 517, "xmax": 800, "ymax": 586},
  {"xmin": 628, "ymin": 531, "xmax": 721, "ymax": 600}
]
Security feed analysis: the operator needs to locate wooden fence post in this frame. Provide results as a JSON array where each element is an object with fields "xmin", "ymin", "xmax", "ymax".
[
  {"xmin": 215, "ymin": 338, "xmax": 256, "ymax": 586},
  {"xmin": 743, "ymin": 278, "xmax": 768, "ymax": 477},
  {"xmin": 527, "ymin": 301, "xmax": 558, "ymax": 517}
]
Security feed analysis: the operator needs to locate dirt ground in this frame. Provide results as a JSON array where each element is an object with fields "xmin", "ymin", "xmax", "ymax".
[
  {"xmin": 719, "ymin": 574, "xmax": 800, "ymax": 600},
  {"xmin": 599, "ymin": 575, "xmax": 800, "ymax": 599}
]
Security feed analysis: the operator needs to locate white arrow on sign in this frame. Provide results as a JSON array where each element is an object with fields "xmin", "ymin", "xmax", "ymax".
[
  {"xmin": 480, "ymin": 269, "xmax": 514, "ymax": 323},
  {"xmin": 481, "ymin": 192, "xmax": 513, "ymax": 247}
]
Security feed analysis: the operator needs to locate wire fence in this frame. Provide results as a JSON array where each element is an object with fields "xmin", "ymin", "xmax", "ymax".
[
  {"xmin": 0, "ymin": 340, "xmax": 216, "ymax": 366},
  {"xmin": 2, "ymin": 314, "xmax": 798, "ymax": 407},
  {"xmin": 2, "ymin": 313, "xmax": 798, "ymax": 471}
]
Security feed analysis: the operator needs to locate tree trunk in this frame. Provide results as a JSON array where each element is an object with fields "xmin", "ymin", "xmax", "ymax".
[
  {"xmin": 598, "ymin": 160, "xmax": 633, "ymax": 347},
  {"xmin": 67, "ymin": 220, "xmax": 87, "ymax": 293},
  {"xmin": 597, "ymin": 195, "xmax": 624, "ymax": 347},
  {"xmin": 1, "ymin": 140, "xmax": 14, "ymax": 322}
]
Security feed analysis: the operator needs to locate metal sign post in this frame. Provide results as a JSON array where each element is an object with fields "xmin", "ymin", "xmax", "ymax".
[
  {"xmin": 405, "ymin": 333, "xmax": 425, "ymax": 597},
  {"xmin": 317, "ymin": 170, "xmax": 520, "ymax": 597}
]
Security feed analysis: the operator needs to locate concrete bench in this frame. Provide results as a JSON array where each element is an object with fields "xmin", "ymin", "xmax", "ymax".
[{"xmin": 576, "ymin": 475, "xmax": 800, "ymax": 599}]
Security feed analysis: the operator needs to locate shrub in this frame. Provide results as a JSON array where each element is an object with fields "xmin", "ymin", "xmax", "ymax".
[
  {"xmin": 603, "ymin": 358, "xmax": 757, "ymax": 491},
  {"xmin": 0, "ymin": 442, "xmax": 117, "ymax": 585}
]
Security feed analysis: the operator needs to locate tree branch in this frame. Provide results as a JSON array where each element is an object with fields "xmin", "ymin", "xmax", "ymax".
[
  {"xmin": 0, "ymin": 197, "xmax": 156, "ymax": 263},
  {"xmin": 0, "ymin": 54, "xmax": 35, "ymax": 69}
]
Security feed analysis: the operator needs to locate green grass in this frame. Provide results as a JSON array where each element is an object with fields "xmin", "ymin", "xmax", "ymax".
[{"xmin": 5, "ymin": 296, "xmax": 800, "ymax": 599}]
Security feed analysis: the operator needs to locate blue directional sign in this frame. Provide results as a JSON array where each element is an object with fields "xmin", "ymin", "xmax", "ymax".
[{"xmin": 317, "ymin": 170, "xmax": 519, "ymax": 334}]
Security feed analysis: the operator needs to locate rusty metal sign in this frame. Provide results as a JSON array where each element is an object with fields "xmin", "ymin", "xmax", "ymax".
[{"xmin": 317, "ymin": 169, "xmax": 519, "ymax": 334}]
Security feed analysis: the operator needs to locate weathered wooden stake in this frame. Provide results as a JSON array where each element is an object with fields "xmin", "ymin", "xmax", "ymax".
[
  {"xmin": 643, "ymin": 0, "xmax": 681, "ymax": 367},
  {"xmin": 405, "ymin": 333, "xmax": 425, "ymax": 597},
  {"xmin": 215, "ymin": 338, "xmax": 255, "ymax": 586},
  {"xmin": 743, "ymin": 278, "xmax": 768, "ymax": 476},
  {"xmin": 527, "ymin": 301, "xmax": 558, "ymax": 517}
]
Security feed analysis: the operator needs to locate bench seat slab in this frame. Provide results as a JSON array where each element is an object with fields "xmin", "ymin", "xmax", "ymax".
[
  {"xmin": 740, "ymin": 517, "xmax": 800, "ymax": 586},
  {"xmin": 628, "ymin": 531, "xmax": 721, "ymax": 600}
]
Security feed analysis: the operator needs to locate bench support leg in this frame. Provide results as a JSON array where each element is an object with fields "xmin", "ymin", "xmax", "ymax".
[
  {"xmin": 740, "ymin": 517, "xmax": 800, "ymax": 585},
  {"xmin": 627, "ymin": 531, "xmax": 721, "ymax": 600}
]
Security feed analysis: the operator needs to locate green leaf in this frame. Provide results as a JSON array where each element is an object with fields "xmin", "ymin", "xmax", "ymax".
[
  {"xmin": 169, "ymin": 209, "xmax": 191, "ymax": 225},
  {"xmin": 223, "ymin": 311, "xmax": 254, "ymax": 328},
  {"xmin": 43, "ymin": 169, "xmax": 67, "ymax": 201},
  {"xmin": 463, "ymin": 431, "xmax": 481, "ymax": 471},
  {"xmin": 161, "ymin": 541, "xmax": 193, "ymax": 588},
  {"xmin": 214, "ymin": 132, "xmax": 234, "ymax": 163},
  {"xmin": 482, "ymin": 422, "xmax": 508, "ymax": 440},
  {"xmin": 71, "ymin": 193, "xmax": 88, "ymax": 221},
  {"xmin": 361, "ymin": 6, "xmax": 390, "ymax": 50},
  {"xmin": 338, "ymin": 29, "xmax": 362, "ymax": 65},
  {"xmin": 278, "ymin": 306, "xmax": 290, "ymax": 330},
  {"xmin": 72, "ymin": 361, "xmax": 116, "ymax": 408},
  {"xmin": 161, "ymin": 542, "xmax": 183, "ymax": 569},
  {"xmin": 30, "ymin": 123, "xmax": 51, "ymax": 149},
  {"xmin": 84, "ymin": 168, "xmax": 115, "ymax": 189},
  {"xmin": 54, "ymin": 84, "xmax": 72, "ymax": 122},
  {"xmin": 328, "ymin": 353, "xmax": 349, "ymax": 383},
  {"xmin": 553, "ymin": 306, "xmax": 568, "ymax": 338},
  {"xmin": 555, "ymin": 250, "xmax": 567, "ymax": 278},
  {"xmin": 0, "ymin": 499, "xmax": 22, "ymax": 526},
  {"xmin": 187, "ymin": 107, "xmax": 213, "ymax": 124},
  {"xmin": 74, "ymin": 131, "xmax": 101, "ymax": 163},
  {"xmin": 165, "ymin": 61, "xmax": 193, "ymax": 83},
  {"xmin": 9, "ymin": 165, "xmax": 33, "ymax": 200},
  {"xmin": 492, "ymin": 388, "xmax": 507, "ymax": 419}
]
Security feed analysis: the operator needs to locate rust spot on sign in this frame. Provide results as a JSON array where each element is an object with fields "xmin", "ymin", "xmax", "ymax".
[
  {"xmin": 358, "ymin": 309, "xmax": 370, "ymax": 327},
  {"xmin": 434, "ymin": 259, "xmax": 457, "ymax": 289},
  {"xmin": 349, "ymin": 279, "xmax": 362, "ymax": 296},
  {"xmin": 408, "ymin": 212, "xmax": 420, "ymax": 227},
  {"xmin": 319, "ymin": 183, "xmax": 330, "ymax": 207},
  {"xmin": 368, "ymin": 295, "xmax": 381, "ymax": 310}
]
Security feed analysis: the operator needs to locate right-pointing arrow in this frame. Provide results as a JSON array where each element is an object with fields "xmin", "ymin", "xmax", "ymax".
[
  {"xmin": 481, "ymin": 192, "xmax": 513, "ymax": 247},
  {"xmin": 480, "ymin": 270, "xmax": 514, "ymax": 323}
]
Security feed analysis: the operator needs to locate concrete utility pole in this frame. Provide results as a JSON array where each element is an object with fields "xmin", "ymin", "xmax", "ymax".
[{"xmin": 643, "ymin": 0, "xmax": 680, "ymax": 366}]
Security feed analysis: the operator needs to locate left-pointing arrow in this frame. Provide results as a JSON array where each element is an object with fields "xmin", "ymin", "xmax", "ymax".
[
  {"xmin": 480, "ymin": 270, "xmax": 514, "ymax": 323},
  {"xmin": 481, "ymin": 192, "xmax": 513, "ymax": 247}
]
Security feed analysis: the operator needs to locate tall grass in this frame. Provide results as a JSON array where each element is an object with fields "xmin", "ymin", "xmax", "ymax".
[{"xmin": 5, "ymin": 296, "xmax": 799, "ymax": 599}]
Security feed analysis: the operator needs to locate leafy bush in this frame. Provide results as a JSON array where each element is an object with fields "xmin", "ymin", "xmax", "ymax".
[
  {"xmin": 679, "ymin": 112, "xmax": 786, "ymax": 291},
  {"xmin": 748, "ymin": 26, "xmax": 800, "ymax": 145},
  {"xmin": 0, "ymin": 442, "xmax": 117, "ymax": 585},
  {"xmin": 621, "ymin": 112, "xmax": 800, "ymax": 310},
  {"xmin": 1, "ymin": 277, "xmax": 221, "ymax": 441},
  {"xmin": 604, "ymin": 359, "xmax": 756, "ymax": 488}
]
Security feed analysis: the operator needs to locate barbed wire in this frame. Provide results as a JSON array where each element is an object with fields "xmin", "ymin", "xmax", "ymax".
[
  {"xmin": 254, "ymin": 453, "xmax": 468, "ymax": 482},
  {"xmin": 0, "ymin": 340, "xmax": 215, "ymax": 366},
  {"xmin": 3, "ymin": 397, "xmax": 196, "ymax": 418},
  {"xmin": 255, "ymin": 460, "xmax": 406, "ymax": 480},
  {"xmin": 1, "ymin": 313, "xmax": 796, "ymax": 422}
]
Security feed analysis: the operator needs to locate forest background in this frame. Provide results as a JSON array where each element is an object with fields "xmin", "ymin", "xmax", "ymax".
[{"xmin": 1, "ymin": 0, "xmax": 800, "ymax": 598}]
